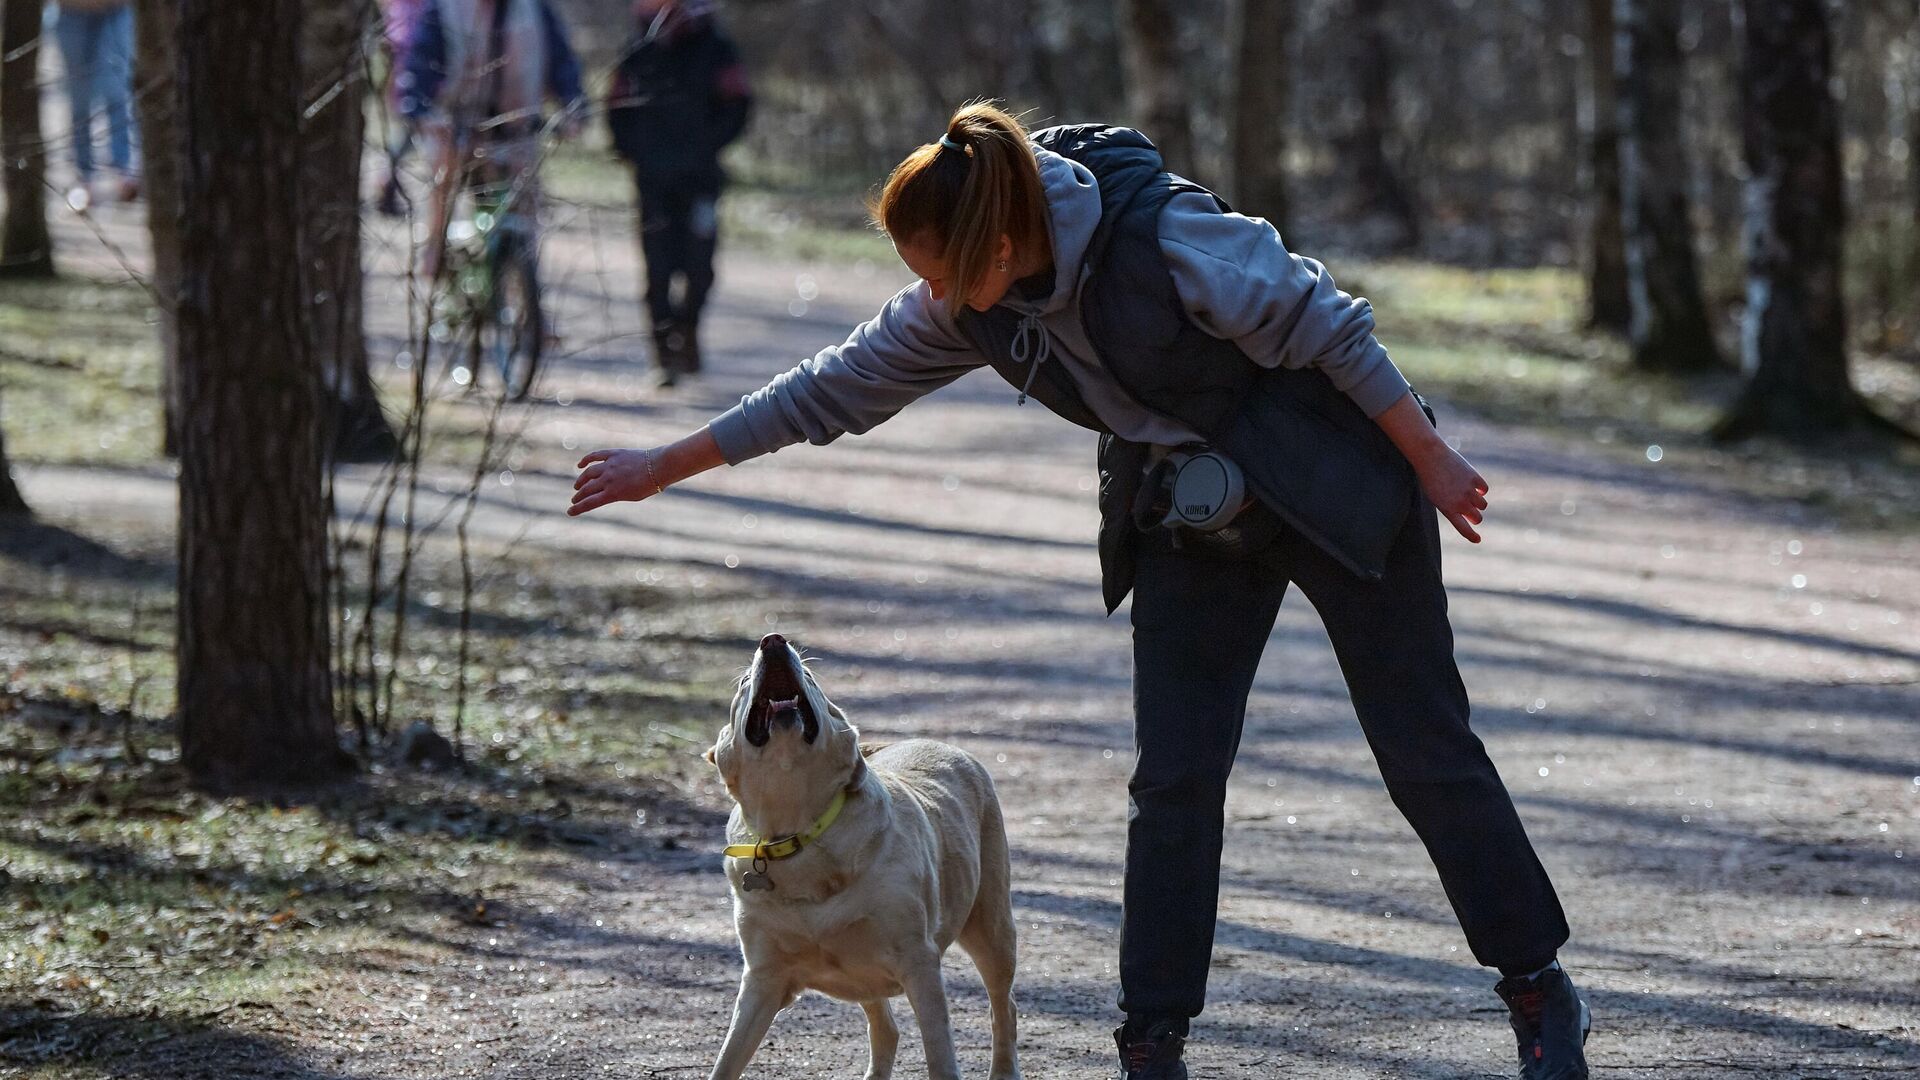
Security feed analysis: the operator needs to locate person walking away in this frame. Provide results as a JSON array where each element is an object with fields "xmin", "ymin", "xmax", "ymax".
[
  {"xmin": 568, "ymin": 104, "xmax": 1592, "ymax": 1080},
  {"xmin": 400, "ymin": 0, "xmax": 585, "ymax": 278},
  {"xmin": 53, "ymin": 0, "xmax": 138, "ymax": 205},
  {"xmin": 606, "ymin": 0, "xmax": 752, "ymax": 387}
]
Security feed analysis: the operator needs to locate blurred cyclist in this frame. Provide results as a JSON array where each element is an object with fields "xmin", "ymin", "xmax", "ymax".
[{"xmin": 399, "ymin": 0, "xmax": 586, "ymax": 278}]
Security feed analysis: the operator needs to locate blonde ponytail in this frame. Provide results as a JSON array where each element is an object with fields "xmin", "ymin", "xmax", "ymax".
[{"xmin": 870, "ymin": 102, "xmax": 1049, "ymax": 316}]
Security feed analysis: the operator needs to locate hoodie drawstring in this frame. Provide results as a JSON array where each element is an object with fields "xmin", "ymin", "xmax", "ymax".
[{"xmin": 1008, "ymin": 313, "xmax": 1051, "ymax": 406}]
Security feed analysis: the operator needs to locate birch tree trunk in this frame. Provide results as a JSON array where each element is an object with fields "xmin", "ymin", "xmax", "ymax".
[{"xmin": 1714, "ymin": 0, "xmax": 1866, "ymax": 441}]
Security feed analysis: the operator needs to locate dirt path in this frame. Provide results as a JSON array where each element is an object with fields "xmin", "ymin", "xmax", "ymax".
[{"xmin": 21, "ymin": 197, "xmax": 1920, "ymax": 1079}]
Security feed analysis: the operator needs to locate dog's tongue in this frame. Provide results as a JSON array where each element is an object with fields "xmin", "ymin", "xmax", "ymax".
[
  {"xmin": 768, "ymin": 697, "xmax": 802, "ymax": 727},
  {"xmin": 746, "ymin": 638, "xmax": 821, "ymax": 745}
]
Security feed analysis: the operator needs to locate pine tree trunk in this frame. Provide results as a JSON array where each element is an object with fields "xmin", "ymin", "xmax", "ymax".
[
  {"xmin": 1225, "ymin": 0, "xmax": 1290, "ymax": 228},
  {"xmin": 0, "ymin": 392, "xmax": 27, "ymax": 516},
  {"xmin": 302, "ymin": 0, "xmax": 396, "ymax": 463},
  {"xmin": 1615, "ymin": 0, "xmax": 1720, "ymax": 372},
  {"xmin": 1118, "ymin": 0, "xmax": 1193, "ymax": 174},
  {"xmin": 135, "ymin": 0, "xmax": 183, "ymax": 453},
  {"xmin": 1911, "ymin": 17, "xmax": 1920, "ymax": 312},
  {"xmin": 1714, "ymin": 0, "xmax": 1862, "ymax": 441},
  {"xmin": 1585, "ymin": 0, "xmax": 1631, "ymax": 332},
  {"xmin": 1347, "ymin": 0, "xmax": 1418, "ymax": 250},
  {"xmin": 1, "ymin": 0, "xmax": 55, "ymax": 278},
  {"xmin": 175, "ymin": 0, "xmax": 350, "ymax": 792}
]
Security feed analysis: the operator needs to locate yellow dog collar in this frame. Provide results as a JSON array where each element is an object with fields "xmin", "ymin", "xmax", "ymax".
[{"xmin": 722, "ymin": 788, "xmax": 848, "ymax": 862}]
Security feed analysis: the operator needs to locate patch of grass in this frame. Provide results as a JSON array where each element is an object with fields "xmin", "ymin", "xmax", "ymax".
[
  {"xmin": 718, "ymin": 187, "xmax": 896, "ymax": 266},
  {"xmin": 539, "ymin": 140, "xmax": 633, "ymax": 211},
  {"xmin": 0, "ymin": 278, "xmax": 162, "ymax": 469},
  {"xmin": 1, "ymin": 490, "xmax": 737, "ymax": 1077},
  {"xmin": 0, "ymin": 559, "xmax": 727, "ymax": 1073},
  {"xmin": 542, "ymin": 140, "xmax": 894, "ymax": 265}
]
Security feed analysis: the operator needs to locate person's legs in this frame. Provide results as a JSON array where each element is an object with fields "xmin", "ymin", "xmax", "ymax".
[
  {"xmin": 635, "ymin": 178, "xmax": 694, "ymax": 378},
  {"xmin": 634, "ymin": 178, "xmax": 679, "ymax": 327},
  {"xmin": 415, "ymin": 123, "xmax": 460, "ymax": 279},
  {"xmin": 1280, "ymin": 494, "xmax": 1569, "ymax": 973},
  {"xmin": 376, "ymin": 121, "xmax": 414, "ymax": 217},
  {"xmin": 374, "ymin": 37, "xmax": 416, "ymax": 217},
  {"xmin": 1119, "ymin": 531, "xmax": 1290, "ymax": 1030},
  {"xmin": 55, "ymin": 9, "xmax": 101, "ymax": 185},
  {"xmin": 678, "ymin": 187, "xmax": 720, "ymax": 370},
  {"xmin": 98, "ymin": 6, "xmax": 136, "ymax": 183}
]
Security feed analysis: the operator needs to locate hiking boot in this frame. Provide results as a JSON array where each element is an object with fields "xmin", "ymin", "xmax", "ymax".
[
  {"xmin": 1494, "ymin": 965, "xmax": 1591, "ymax": 1080},
  {"xmin": 1113, "ymin": 1019, "xmax": 1187, "ymax": 1080},
  {"xmin": 651, "ymin": 324, "xmax": 686, "ymax": 387},
  {"xmin": 680, "ymin": 329, "xmax": 703, "ymax": 374}
]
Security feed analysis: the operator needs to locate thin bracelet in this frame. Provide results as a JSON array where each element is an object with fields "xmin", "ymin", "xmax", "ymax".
[{"xmin": 641, "ymin": 450, "xmax": 664, "ymax": 497}]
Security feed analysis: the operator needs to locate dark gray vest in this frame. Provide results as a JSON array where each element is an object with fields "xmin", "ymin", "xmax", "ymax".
[{"xmin": 955, "ymin": 126, "xmax": 1421, "ymax": 613}]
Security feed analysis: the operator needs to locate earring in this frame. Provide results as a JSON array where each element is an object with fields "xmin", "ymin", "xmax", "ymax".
[{"xmin": 996, "ymin": 260, "xmax": 1009, "ymax": 272}]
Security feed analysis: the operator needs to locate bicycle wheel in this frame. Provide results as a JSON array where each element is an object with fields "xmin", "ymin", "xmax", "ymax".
[{"xmin": 483, "ymin": 230, "xmax": 544, "ymax": 401}]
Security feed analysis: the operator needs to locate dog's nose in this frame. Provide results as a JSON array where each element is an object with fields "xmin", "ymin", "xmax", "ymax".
[{"xmin": 759, "ymin": 633, "xmax": 787, "ymax": 652}]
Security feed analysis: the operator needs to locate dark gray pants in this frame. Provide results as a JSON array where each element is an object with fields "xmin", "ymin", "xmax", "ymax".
[
  {"xmin": 635, "ymin": 178, "xmax": 719, "ymax": 335},
  {"xmin": 1118, "ymin": 497, "xmax": 1569, "ymax": 1023}
]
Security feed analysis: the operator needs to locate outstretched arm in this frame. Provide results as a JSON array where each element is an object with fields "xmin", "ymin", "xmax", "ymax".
[
  {"xmin": 569, "ymin": 426, "xmax": 725, "ymax": 516},
  {"xmin": 568, "ymin": 282, "xmax": 984, "ymax": 516}
]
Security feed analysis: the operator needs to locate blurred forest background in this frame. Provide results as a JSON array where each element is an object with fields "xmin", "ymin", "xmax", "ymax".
[{"xmin": 713, "ymin": 0, "xmax": 1920, "ymax": 361}]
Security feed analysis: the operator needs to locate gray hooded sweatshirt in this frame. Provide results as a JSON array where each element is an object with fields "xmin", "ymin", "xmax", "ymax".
[{"xmin": 707, "ymin": 147, "xmax": 1410, "ymax": 465}]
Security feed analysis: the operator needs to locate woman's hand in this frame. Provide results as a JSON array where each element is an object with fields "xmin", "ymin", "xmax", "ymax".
[
  {"xmin": 1370, "ymin": 392, "xmax": 1489, "ymax": 543},
  {"xmin": 567, "ymin": 426, "xmax": 726, "ymax": 517},
  {"xmin": 1412, "ymin": 443, "xmax": 1489, "ymax": 543},
  {"xmin": 569, "ymin": 448, "xmax": 666, "ymax": 516}
]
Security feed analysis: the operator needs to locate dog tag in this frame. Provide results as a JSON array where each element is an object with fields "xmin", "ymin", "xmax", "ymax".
[{"xmin": 741, "ymin": 870, "xmax": 775, "ymax": 892}]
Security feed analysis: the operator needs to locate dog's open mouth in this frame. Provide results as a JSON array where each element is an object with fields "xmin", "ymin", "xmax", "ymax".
[{"xmin": 745, "ymin": 635, "xmax": 819, "ymax": 747}]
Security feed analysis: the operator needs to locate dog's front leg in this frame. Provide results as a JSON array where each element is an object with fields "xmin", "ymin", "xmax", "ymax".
[
  {"xmin": 859, "ymin": 998, "xmax": 900, "ymax": 1080},
  {"xmin": 900, "ymin": 955, "xmax": 962, "ymax": 1080},
  {"xmin": 708, "ymin": 971, "xmax": 785, "ymax": 1080}
]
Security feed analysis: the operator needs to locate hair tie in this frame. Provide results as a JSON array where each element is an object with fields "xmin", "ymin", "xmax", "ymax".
[{"xmin": 939, "ymin": 133, "xmax": 967, "ymax": 154}]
